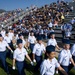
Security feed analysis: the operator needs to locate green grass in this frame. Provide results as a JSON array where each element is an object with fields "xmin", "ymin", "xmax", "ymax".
[
  {"xmin": 1, "ymin": 47, "xmax": 75, "ymax": 75},
  {"xmin": 0, "ymin": 56, "xmax": 75, "ymax": 75}
]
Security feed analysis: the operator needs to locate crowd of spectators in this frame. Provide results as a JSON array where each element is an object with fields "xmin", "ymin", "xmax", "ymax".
[
  {"xmin": 0, "ymin": 8, "xmax": 23, "ymax": 24},
  {"xmin": 0, "ymin": 0, "xmax": 75, "ymax": 40},
  {"xmin": 9, "ymin": 0, "xmax": 75, "ymax": 40}
]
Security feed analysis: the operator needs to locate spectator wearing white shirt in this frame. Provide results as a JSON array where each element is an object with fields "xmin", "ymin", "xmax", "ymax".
[{"xmin": 48, "ymin": 20, "xmax": 53, "ymax": 28}]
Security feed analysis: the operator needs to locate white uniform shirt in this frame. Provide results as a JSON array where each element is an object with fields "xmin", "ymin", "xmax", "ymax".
[
  {"xmin": 1, "ymin": 30, "xmax": 5, "ymax": 38},
  {"xmin": 8, "ymin": 32, "xmax": 14, "ymax": 40},
  {"xmin": 0, "ymin": 40, "xmax": 9, "ymax": 52},
  {"xmin": 71, "ymin": 44, "xmax": 75, "ymax": 56},
  {"xmin": 47, "ymin": 38, "xmax": 57, "ymax": 46},
  {"xmin": 48, "ymin": 22, "xmax": 53, "ymax": 28},
  {"xmin": 58, "ymin": 49, "xmax": 72, "ymax": 66},
  {"xmin": 40, "ymin": 58, "xmax": 60, "ymax": 75},
  {"xmin": 13, "ymin": 47, "xmax": 28, "ymax": 61},
  {"xmin": 4, "ymin": 36, "xmax": 12, "ymax": 43},
  {"xmin": 33, "ymin": 43, "xmax": 45, "ymax": 56},
  {"xmin": 28, "ymin": 36, "xmax": 36, "ymax": 44}
]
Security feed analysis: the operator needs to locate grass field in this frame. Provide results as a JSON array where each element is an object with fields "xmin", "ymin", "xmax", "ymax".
[{"xmin": 0, "ymin": 55, "xmax": 75, "ymax": 75}]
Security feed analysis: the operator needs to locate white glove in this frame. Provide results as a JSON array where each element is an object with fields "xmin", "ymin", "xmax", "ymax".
[
  {"xmin": 56, "ymin": 70, "xmax": 58, "ymax": 74},
  {"xmin": 33, "ymin": 59, "xmax": 36, "ymax": 63},
  {"xmin": 11, "ymin": 50, "xmax": 13, "ymax": 53},
  {"xmin": 31, "ymin": 61, "xmax": 34, "ymax": 66},
  {"xmin": 12, "ymin": 66, "xmax": 15, "ymax": 70}
]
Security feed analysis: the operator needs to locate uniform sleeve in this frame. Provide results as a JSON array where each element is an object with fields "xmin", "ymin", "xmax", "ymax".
[
  {"xmin": 5, "ymin": 41, "xmax": 9, "ymax": 47},
  {"xmin": 32, "ymin": 45, "xmax": 36, "ymax": 54},
  {"xmin": 55, "ymin": 59, "xmax": 60, "ymax": 68},
  {"xmin": 40, "ymin": 61, "xmax": 47, "ymax": 75},
  {"xmin": 13, "ymin": 50, "xmax": 17, "ymax": 59},
  {"xmin": 55, "ymin": 39, "xmax": 57, "ymax": 45},
  {"xmin": 69, "ymin": 51, "xmax": 72, "ymax": 59},
  {"xmin": 58, "ymin": 52, "xmax": 64, "ymax": 64}
]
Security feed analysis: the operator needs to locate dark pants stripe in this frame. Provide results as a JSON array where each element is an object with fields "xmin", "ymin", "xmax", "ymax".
[
  {"xmin": 0, "ymin": 51, "xmax": 9, "ymax": 74},
  {"xmin": 16, "ymin": 61, "xmax": 26, "ymax": 75}
]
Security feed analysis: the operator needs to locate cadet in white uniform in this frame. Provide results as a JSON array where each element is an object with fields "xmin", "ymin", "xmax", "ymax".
[
  {"xmin": 1, "ymin": 28, "xmax": 6, "ymax": 38},
  {"xmin": 58, "ymin": 39, "xmax": 75, "ymax": 75},
  {"xmin": 18, "ymin": 33, "xmax": 27, "ymax": 48},
  {"xmin": 71, "ymin": 44, "xmax": 75, "ymax": 62},
  {"xmin": 69, "ymin": 43, "xmax": 75, "ymax": 70},
  {"xmin": 28, "ymin": 31, "xmax": 36, "ymax": 51},
  {"xmin": 13, "ymin": 39, "xmax": 33, "ymax": 75},
  {"xmin": 32, "ymin": 36, "xmax": 45, "ymax": 71},
  {"xmin": 8, "ymin": 29, "xmax": 14, "ymax": 41},
  {"xmin": 4, "ymin": 31, "xmax": 13, "ymax": 58},
  {"xmin": 47, "ymin": 32, "xmax": 60, "ymax": 50},
  {"xmin": 0, "ymin": 34, "xmax": 13, "ymax": 75},
  {"xmin": 4, "ymin": 31, "xmax": 12, "ymax": 44},
  {"xmin": 40, "ymin": 45, "xmax": 68, "ymax": 75}
]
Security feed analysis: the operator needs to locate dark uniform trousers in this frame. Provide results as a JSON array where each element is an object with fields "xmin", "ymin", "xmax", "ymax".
[
  {"xmin": 30, "ymin": 43, "xmax": 35, "ymax": 52},
  {"xmin": 34, "ymin": 55, "xmax": 42, "ymax": 71},
  {"xmin": 68, "ymin": 55, "xmax": 75, "ymax": 72},
  {"xmin": 7, "ymin": 43, "xmax": 13, "ymax": 59},
  {"xmin": 16, "ymin": 61, "xmax": 26, "ymax": 75},
  {"xmin": 0, "ymin": 51, "xmax": 9, "ymax": 74}
]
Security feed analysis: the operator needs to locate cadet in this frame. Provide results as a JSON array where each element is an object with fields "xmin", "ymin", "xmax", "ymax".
[
  {"xmin": 28, "ymin": 31, "xmax": 36, "ymax": 52},
  {"xmin": 13, "ymin": 39, "xmax": 33, "ymax": 75},
  {"xmin": 18, "ymin": 33, "xmax": 27, "ymax": 48},
  {"xmin": 58, "ymin": 39, "xmax": 75, "ymax": 75},
  {"xmin": 32, "ymin": 36, "xmax": 45, "ymax": 71},
  {"xmin": 71, "ymin": 43, "xmax": 75, "ymax": 62},
  {"xmin": 40, "ymin": 45, "xmax": 68, "ymax": 75},
  {"xmin": 0, "ymin": 34, "xmax": 13, "ymax": 75},
  {"xmin": 69, "ymin": 43, "xmax": 75, "ymax": 70},
  {"xmin": 47, "ymin": 32, "xmax": 60, "ymax": 50}
]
